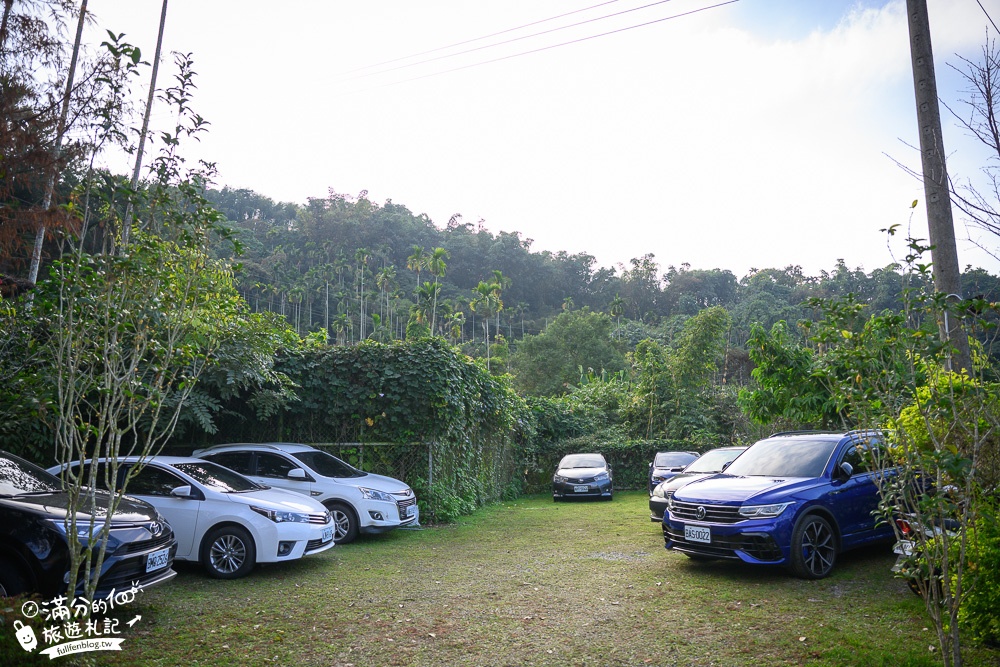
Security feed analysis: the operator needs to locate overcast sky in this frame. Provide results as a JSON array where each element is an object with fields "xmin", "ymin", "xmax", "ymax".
[{"xmin": 88, "ymin": 0, "xmax": 1000, "ymax": 279}]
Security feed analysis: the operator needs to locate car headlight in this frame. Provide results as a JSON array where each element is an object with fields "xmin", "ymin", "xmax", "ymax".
[
  {"xmin": 250, "ymin": 506, "xmax": 311, "ymax": 523},
  {"xmin": 594, "ymin": 472, "xmax": 609, "ymax": 481},
  {"xmin": 553, "ymin": 475, "xmax": 567, "ymax": 483},
  {"xmin": 651, "ymin": 484, "xmax": 666, "ymax": 499},
  {"xmin": 738, "ymin": 502, "xmax": 794, "ymax": 518},
  {"xmin": 359, "ymin": 487, "xmax": 395, "ymax": 503}
]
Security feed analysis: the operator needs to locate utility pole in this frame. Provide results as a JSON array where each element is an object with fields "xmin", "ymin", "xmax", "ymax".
[{"xmin": 905, "ymin": 0, "xmax": 971, "ymax": 373}]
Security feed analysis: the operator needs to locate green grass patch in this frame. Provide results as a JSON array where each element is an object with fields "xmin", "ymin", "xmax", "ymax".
[{"xmin": 30, "ymin": 492, "xmax": 998, "ymax": 666}]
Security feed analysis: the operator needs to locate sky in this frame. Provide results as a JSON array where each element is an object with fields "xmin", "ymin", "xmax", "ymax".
[{"xmin": 85, "ymin": 0, "xmax": 1000, "ymax": 279}]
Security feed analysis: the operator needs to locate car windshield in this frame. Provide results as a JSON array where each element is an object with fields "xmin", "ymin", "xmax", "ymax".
[
  {"xmin": 685, "ymin": 448, "xmax": 746, "ymax": 474},
  {"xmin": 291, "ymin": 450, "xmax": 366, "ymax": 478},
  {"xmin": 559, "ymin": 455, "xmax": 605, "ymax": 469},
  {"xmin": 172, "ymin": 461, "xmax": 263, "ymax": 493},
  {"xmin": 0, "ymin": 454, "xmax": 62, "ymax": 496},
  {"xmin": 723, "ymin": 438, "xmax": 839, "ymax": 478},
  {"xmin": 653, "ymin": 452, "xmax": 696, "ymax": 467}
]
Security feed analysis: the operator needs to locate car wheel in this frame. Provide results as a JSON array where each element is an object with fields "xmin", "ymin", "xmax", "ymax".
[
  {"xmin": 0, "ymin": 558, "xmax": 28, "ymax": 597},
  {"xmin": 790, "ymin": 514, "xmax": 837, "ymax": 579},
  {"xmin": 326, "ymin": 502, "xmax": 359, "ymax": 544},
  {"xmin": 201, "ymin": 525, "xmax": 256, "ymax": 579}
]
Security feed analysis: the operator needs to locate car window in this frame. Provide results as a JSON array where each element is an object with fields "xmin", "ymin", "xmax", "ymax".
[
  {"xmin": 291, "ymin": 450, "xmax": 366, "ymax": 478},
  {"xmin": 202, "ymin": 451, "xmax": 254, "ymax": 475},
  {"xmin": 72, "ymin": 462, "xmax": 116, "ymax": 491},
  {"xmin": 0, "ymin": 453, "xmax": 62, "ymax": 495},
  {"xmin": 685, "ymin": 448, "xmax": 746, "ymax": 474},
  {"xmin": 723, "ymin": 438, "xmax": 839, "ymax": 478},
  {"xmin": 126, "ymin": 465, "xmax": 187, "ymax": 497},
  {"xmin": 653, "ymin": 452, "xmax": 696, "ymax": 467},
  {"xmin": 255, "ymin": 453, "xmax": 298, "ymax": 479},
  {"xmin": 173, "ymin": 461, "xmax": 261, "ymax": 493},
  {"xmin": 559, "ymin": 454, "xmax": 606, "ymax": 469},
  {"xmin": 840, "ymin": 442, "xmax": 880, "ymax": 474}
]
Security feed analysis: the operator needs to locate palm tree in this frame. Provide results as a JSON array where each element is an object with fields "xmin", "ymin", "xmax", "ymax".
[
  {"xmin": 428, "ymin": 247, "xmax": 449, "ymax": 335},
  {"xmin": 609, "ymin": 294, "xmax": 625, "ymax": 340},
  {"xmin": 407, "ymin": 245, "xmax": 429, "ymax": 287},
  {"xmin": 471, "ymin": 281, "xmax": 499, "ymax": 370},
  {"xmin": 414, "ymin": 282, "xmax": 438, "ymax": 326},
  {"xmin": 355, "ymin": 248, "xmax": 370, "ymax": 339}
]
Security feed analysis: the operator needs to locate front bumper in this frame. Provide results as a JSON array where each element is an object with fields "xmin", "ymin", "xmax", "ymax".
[
  {"xmin": 552, "ymin": 478, "xmax": 612, "ymax": 499},
  {"xmin": 662, "ymin": 516, "xmax": 790, "ymax": 564}
]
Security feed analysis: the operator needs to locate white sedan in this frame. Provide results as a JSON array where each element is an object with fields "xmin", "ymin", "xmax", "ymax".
[{"xmin": 49, "ymin": 456, "xmax": 335, "ymax": 579}]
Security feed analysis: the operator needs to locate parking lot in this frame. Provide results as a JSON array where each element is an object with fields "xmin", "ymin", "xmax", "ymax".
[{"xmin": 83, "ymin": 491, "xmax": 998, "ymax": 667}]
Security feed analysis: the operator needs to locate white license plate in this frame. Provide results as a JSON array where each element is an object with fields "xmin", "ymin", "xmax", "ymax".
[
  {"xmin": 146, "ymin": 547, "xmax": 170, "ymax": 573},
  {"xmin": 684, "ymin": 525, "xmax": 711, "ymax": 543},
  {"xmin": 574, "ymin": 485, "xmax": 589, "ymax": 493},
  {"xmin": 322, "ymin": 526, "xmax": 334, "ymax": 542}
]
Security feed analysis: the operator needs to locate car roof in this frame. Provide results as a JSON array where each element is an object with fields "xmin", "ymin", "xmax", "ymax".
[
  {"xmin": 67, "ymin": 455, "xmax": 213, "ymax": 466},
  {"xmin": 197, "ymin": 442, "xmax": 315, "ymax": 454}
]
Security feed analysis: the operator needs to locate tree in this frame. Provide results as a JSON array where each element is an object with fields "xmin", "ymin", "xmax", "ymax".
[
  {"xmin": 428, "ymin": 246, "xmax": 449, "ymax": 335},
  {"xmin": 407, "ymin": 244, "xmax": 428, "ymax": 287},
  {"xmin": 470, "ymin": 280, "xmax": 499, "ymax": 369},
  {"xmin": 510, "ymin": 309, "xmax": 625, "ymax": 396}
]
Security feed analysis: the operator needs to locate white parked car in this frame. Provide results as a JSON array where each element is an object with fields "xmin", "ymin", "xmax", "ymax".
[
  {"xmin": 49, "ymin": 456, "xmax": 335, "ymax": 579},
  {"xmin": 193, "ymin": 443, "xmax": 419, "ymax": 544}
]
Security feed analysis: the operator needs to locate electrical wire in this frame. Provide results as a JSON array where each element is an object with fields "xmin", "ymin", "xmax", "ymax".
[
  {"xmin": 976, "ymin": 0, "xmax": 999, "ymax": 36},
  {"xmin": 339, "ymin": 0, "xmax": 626, "ymax": 75},
  {"xmin": 360, "ymin": 0, "xmax": 739, "ymax": 92},
  {"xmin": 342, "ymin": 0, "xmax": 689, "ymax": 83}
]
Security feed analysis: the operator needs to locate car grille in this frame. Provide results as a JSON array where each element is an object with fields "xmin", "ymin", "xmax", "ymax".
[
  {"xmin": 117, "ymin": 529, "xmax": 174, "ymax": 555},
  {"xmin": 97, "ymin": 543, "xmax": 178, "ymax": 592},
  {"xmin": 669, "ymin": 500, "xmax": 742, "ymax": 524},
  {"xmin": 310, "ymin": 511, "xmax": 332, "ymax": 525},
  {"xmin": 662, "ymin": 524, "xmax": 783, "ymax": 562},
  {"xmin": 396, "ymin": 497, "xmax": 416, "ymax": 520},
  {"xmin": 305, "ymin": 537, "xmax": 329, "ymax": 552}
]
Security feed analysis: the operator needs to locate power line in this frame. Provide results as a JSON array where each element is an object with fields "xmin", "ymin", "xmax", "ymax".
[
  {"xmin": 976, "ymin": 0, "xmax": 999, "ymax": 36},
  {"xmin": 342, "ymin": 0, "xmax": 688, "ymax": 83},
  {"xmin": 339, "ymin": 0, "xmax": 626, "ymax": 76},
  {"xmin": 364, "ymin": 0, "xmax": 739, "ymax": 92}
]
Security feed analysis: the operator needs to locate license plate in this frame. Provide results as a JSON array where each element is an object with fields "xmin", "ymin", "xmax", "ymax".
[
  {"xmin": 322, "ymin": 526, "xmax": 334, "ymax": 542},
  {"xmin": 146, "ymin": 547, "xmax": 170, "ymax": 573},
  {"xmin": 574, "ymin": 485, "xmax": 589, "ymax": 493},
  {"xmin": 684, "ymin": 525, "xmax": 711, "ymax": 543},
  {"xmin": 403, "ymin": 505, "xmax": 413, "ymax": 518}
]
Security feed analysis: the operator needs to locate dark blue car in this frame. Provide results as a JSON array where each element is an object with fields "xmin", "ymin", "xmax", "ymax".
[{"xmin": 662, "ymin": 431, "xmax": 894, "ymax": 578}]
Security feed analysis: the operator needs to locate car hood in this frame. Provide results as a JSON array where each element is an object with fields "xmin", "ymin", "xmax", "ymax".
[
  {"xmin": 662, "ymin": 471, "xmax": 719, "ymax": 493},
  {"xmin": 673, "ymin": 474, "xmax": 821, "ymax": 504},
  {"xmin": 221, "ymin": 486, "xmax": 325, "ymax": 512},
  {"xmin": 0, "ymin": 490, "xmax": 159, "ymax": 523},
  {"xmin": 343, "ymin": 472, "xmax": 412, "ymax": 495},
  {"xmin": 652, "ymin": 465, "xmax": 687, "ymax": 474},
  {"xmin": 556, "ymin": 467, "xmax": 606, "ymax": 480}
]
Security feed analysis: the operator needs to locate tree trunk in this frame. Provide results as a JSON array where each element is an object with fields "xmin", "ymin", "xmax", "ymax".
[
  {"xmin": 28, "ymin": 0, "xmax": 88, "ymax": 285},
  {"xmin": 122, "ymin": 0, "xmax": 169, "ymax": 250}
]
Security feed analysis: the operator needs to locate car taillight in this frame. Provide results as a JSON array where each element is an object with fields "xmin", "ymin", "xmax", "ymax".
[{"xmin": 896, "ymin": 518, "xmax": 912, "ymax": 536}]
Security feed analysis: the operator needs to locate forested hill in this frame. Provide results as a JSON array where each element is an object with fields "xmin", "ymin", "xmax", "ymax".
[{"xmin": 207, "ymin": 186, "xmax": 1000, "ymax": 350}]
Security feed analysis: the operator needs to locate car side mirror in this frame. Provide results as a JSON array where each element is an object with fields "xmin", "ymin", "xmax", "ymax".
[
  {"xmin": 170, "ymin": 485, "xmax": 193, "ymax": 498},
  {"xmin": 287, "ymin": 468, "xmax": 308, "ymax": 480},
  {"xmin": 838, "ymin": 462, "xmax": 854, "ymax": 481}
]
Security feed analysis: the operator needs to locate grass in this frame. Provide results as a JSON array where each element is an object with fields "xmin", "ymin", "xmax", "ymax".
[{"xmin": 10, "ymin": 491, "xmax": 999, "ymax": 666}]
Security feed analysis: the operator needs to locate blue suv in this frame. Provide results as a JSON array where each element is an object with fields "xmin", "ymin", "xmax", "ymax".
[{"xmin": 662, "ymin": 431, "xmax": 894, "ymax": 578}]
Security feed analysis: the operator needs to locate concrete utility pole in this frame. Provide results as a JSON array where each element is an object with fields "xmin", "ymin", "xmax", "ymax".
[{"xmin": 905, "ymin": 0, "xmax": 971, "ymax": 373}]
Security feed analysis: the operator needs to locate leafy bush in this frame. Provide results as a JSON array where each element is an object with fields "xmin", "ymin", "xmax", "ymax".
[{"xmin": 958, "ymin": 500, "xmax": 1000, "ymax": 646}]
